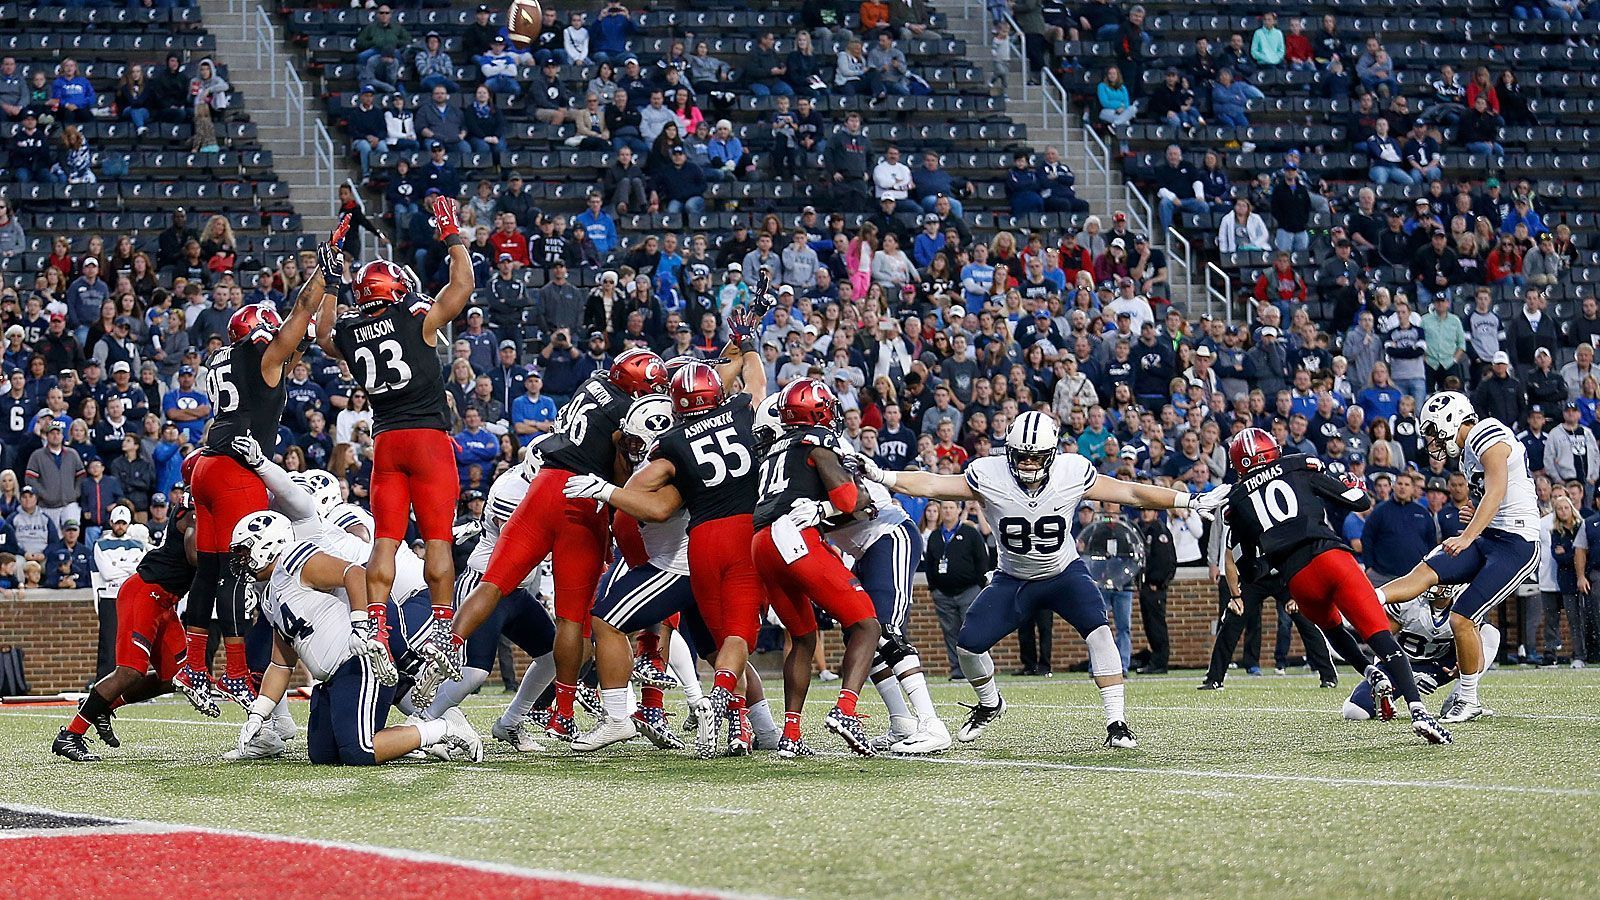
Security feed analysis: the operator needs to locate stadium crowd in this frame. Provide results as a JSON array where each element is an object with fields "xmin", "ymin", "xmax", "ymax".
[{"xmin": 1, "ymin": 0, "xmax": 1595, "ymax": 684}]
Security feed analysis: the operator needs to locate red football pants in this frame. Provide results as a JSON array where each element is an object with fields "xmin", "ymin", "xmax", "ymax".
[
  {"xmin": 114, "ymin": 574, "xmax": 185, "ymax": 679},
  {"xmin": 686, "ymin": 514, "xmax": 767, "ymax": 647},
  {"xmin": 752, "ymin": 525, "xmax": 875, "ymax": 639},
  {"xmin": 371, "ymin": 429, "xmax": 460, "ymax": 542},
  {"xmin": 1288, "ymin": 548, "xmax": 1390, "ymax": 640},
  {"xmin": 482, "ymin": 468, "xmax": 610, "ymax": 624},
  {"xmin": 190, "ymin": 454, "xmax": 268, "ymax": 553}
]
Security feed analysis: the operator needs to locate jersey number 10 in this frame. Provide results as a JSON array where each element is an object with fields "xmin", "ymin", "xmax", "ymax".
[{"xmin": 1248, "ymin": 480, "xmax": 1300, "ymax": 527}]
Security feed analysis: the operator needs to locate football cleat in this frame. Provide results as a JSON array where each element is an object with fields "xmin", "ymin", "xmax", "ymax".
[
  {"xmin": 51, "ymin": 728, "xmax": 101, "ymax": 762},
  {"xmin": 1196, "ymin": 680, "xmax": 1225, "ymax": 691},
  {"xmin": 172, "ymin": 666, "xmax": 222, "ymax": 718},
  {"xmin": 692, "ymin": 697, "xmax": 720, "ymax": 760},
  {"xmin": 1318, "ymin": 679, "xmax": 1339, "ymax": 689},
  {"xmin": 956, "ymin": 696, "xmax": 1007, "ymax": 742},
  {"xmin": 870, "ymin": 714, "xmax": 918, "ymax": 753},
  {"xmin": 891, "ymin": 716, "xmax": 953, "ymax": 755},
  {"xmin": 408, "ymin": 656, "xmax": 449, "ymax": 711},
  {"xmin": 631, "ymin": 706, "xmax": 685, "ymax": 751},
  {"xmin": 631, "ymin": 656, "xmax": 679, "ymax": 690},
  {"xmin": 439, "ymin": 707, "xmax": 485, "ymax": 762},
  {"xmin": 1411, "ymin": 708, "xmax": 1453, "ymax": 745},
  {"xmin": 576, "ymin": 683, "xmax": 602, "ymax": 720},
  {"xmin": 1366, "ymin": 665, "xmax": 1396, "ymax": 721},
  {"xmin": 776, "ymin": 736, "xmax": 816, "ymax": 759},
  {"xmin": 1104, "ymin": 721, "xmax": 1139, "ymax": 750},
  {"xmin": 544, "ymin": 712, "xmax": 578, "ymax": 742},
  {"xmin": 428, "ymin": 627, "xmax": 463, "ymax": 682},
  {"xmin": 491, "ymin": 717, "xmax": 549, "ymax": 752},
  {"xmin": 218, "ymin": 673, "xmax": 258, "ymax": 710},
  {"xmin": 727, "ymin": 706, "xmax": 754, "ymax": 757},
  {"xmin": 824, "ymin": 705, "xmax": 876, "ymax": 757},
  {"xmin": 222, "ymin": 725, "xmax": 287, "ymax": 761},
  {"xmin": 681, "ymin": 703, "xmax": 701, "ymax": 734},
  {"xmin": 1440, "ymin": 699, "xmax": 1486, "ymax": 723},
  {"xmin": 573, "ymin": 714, "xmax": 639, "ymax": 753},
  {"xmin": 271, "ymin": 710, "xmax": 298, "ymax": 742},
  {"xmin": 78, "ymin": 699, "xmax": 118, "ymax": 748},
  {"xmin": 527, "ymin": 707, "xmax": 552, "ymax": 731}
]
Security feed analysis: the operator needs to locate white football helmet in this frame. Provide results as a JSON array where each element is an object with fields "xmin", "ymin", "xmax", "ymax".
[
  {"xmin": 752, "ymin": 393, "xmax": 783, "ymax": 451},
  {"xmin": 299, "ymin": 469, "xmax": 341, "ymax": 517},
  {"xmin": 620, "ymin": 394, "xmax": 676, "ymax": 464},
  {"xmin": 229, "ymin": 511, "xmax": 294, "ymax": 579},
  {"xmin": 1419, "ymin": 391, "xmax": 1477, "ymax": 461},
  {"xmin": 1006, "ymin": 410, "xmax": 1059, "ymax": 488}
]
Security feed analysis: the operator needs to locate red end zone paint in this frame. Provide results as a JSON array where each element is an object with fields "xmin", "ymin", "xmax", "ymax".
[{"xmin": 0, "ymin": 829, "xmax": 720, "ymax": 900}]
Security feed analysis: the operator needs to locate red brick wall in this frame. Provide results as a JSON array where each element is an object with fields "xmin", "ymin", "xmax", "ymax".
[{"xmin": 0, "ymin": 593, "xmax": 100, "ymax": 693}]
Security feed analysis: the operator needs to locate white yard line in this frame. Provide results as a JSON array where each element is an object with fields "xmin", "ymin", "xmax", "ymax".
[{"xmin": 0, "ymin": 711, "xmax": 239, "ymax": 729}]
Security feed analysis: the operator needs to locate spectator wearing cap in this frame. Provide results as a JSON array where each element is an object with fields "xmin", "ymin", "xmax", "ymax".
[
  {"xmin": 92, "ymin": 316, "xmax": 143, "ymax": 377},
  {"xmin": 85, "ymin": 504, "xmax": 140, "ymax": 671},
  {"xmin": 92, "ymin": 396, "xmax": 134, "ymax": 461},
  {"xmin": 77, "ymin": 456, "xmax": 124, "ymax": 545},
  {"xmin": 650, "ymin": 144, "xmax": 707, "ymax": 218},
  {"xmin": 44, "ymin": 516, "xmax": 89, "ymax": 591},
  {"xmin": 1524, "ymin": 347, "xmax": 1564, "ymax": 414},
  {"xmin": 1269, "ymin": 165, "xmax": 1313, "ymax": 253},
  {"xmin": 417, "ymin": 142, "xmax": 463, "ymax": 202},
  {"xmin": 1473, "ymin": 350, "xmax": 1525, "ymax": 427},
  {"xmin": 476, "ymin": 35, "xmax": 521, "ymax": 98},
  {"xmin": 459, "ymin": 308, "xmax": 498, "ymax": 372},
  {"xmin": 25, "ymin": 419, "xmax": 83, "ymax": 531},
  {"xmin": 510, "ymin": 368, "xmax": 556, "ymax": 447},
  {"xmin": 1501, "ymin": 195, "xmax": 1547, "ymax": 238},
  {"xmin": 8, "ymin": 109, "xmax": 50, "ymax": 182},
  {"xmin": 1247, "ymin": 326, "xmax": 1289, "ymax": 397},
  {"xmin": 408, "ymin": 32, "xmax": 459, "ymax": 95},
  {"xmin": 65, "ymin": 259, "xmax": 109, "ymax": 341},
  {"xmin": 1550, "ymin": 400, "xmax": 1599, "ymax": 488},
  {"xmin": 706, "ymin": 119, "xmax": 752, "ymax": 181}
]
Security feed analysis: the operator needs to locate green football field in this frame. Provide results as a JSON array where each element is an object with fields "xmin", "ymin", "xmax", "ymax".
[{"xmin": 3, "ymin": 668, "xmax": 1598, "ymax": 898}]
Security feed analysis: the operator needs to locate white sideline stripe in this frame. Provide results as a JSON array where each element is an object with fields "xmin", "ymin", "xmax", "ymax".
[
  {"xmin": 844, "ymin": 754, "xmax": 1600, "ymax": 798},
  {"xmin": 0, "ymin": 711, "xmax": 239, "ymax": 729},
  {"xmin": 0, "ymin": 803, "xmax": 764, "ymax": 899}
]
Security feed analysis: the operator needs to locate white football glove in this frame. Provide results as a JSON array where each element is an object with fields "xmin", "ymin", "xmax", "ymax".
[
  {"xmin": 1416, "ymin": 673, "xmax": 1440, "ymax": 695},
  {"xmin": 239, "ymin": 712, "xmax": 264, "ymax": 749},
  {"xmin": 1184, "ymin": 484, "xmax": 1231, "ymax": 521},
  {"xmin": 852, "ymin": 453, "xmax": 897, "ymax": 488},
  {"xmin": 784, "ymin": 498, "xmax": 827, "ymax": 531},
  {"xmin": 562, "ymin": 474, "xmax": 617, "ymax": 503},
  {"xmin": 227, "ymin": 711, "xmax": 286, "ymax": 760},
  {"xmin": 452, "ymin": 519, "xmax": 483, "ymax": 543},
  {"xmin": 232, "ymin": 435, "xmax": 266, "ymax": 470},
  {"xmin": 348, "ymin": 611, "xmax": 399, "ymax": 686}
]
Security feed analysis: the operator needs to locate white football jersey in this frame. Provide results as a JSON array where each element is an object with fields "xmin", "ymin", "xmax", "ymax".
[
  {"xmin": 1462, "ymin": 418, "xmax": 1540, "ymax": 542},
  {"xmin": 309, "ymin": 513, "xmax": 426, "ymax": 603},
  {"xmin": 259, "ymin": 538, "xmax": 357, "ymax": 681},
  {"xmin": 965, "ymin": 452, "xmax": 1098, "ymax": 580},
  {"xmin": 468, "ymin": 468, "xmax": 532, "ymax": 576},
  {"xmin": 827, "ymin": 478, "xmax": 912, "ymax": 558},
  {"xmin": 1388, "ymin": 597, "xmax": 1456, "ymax": 662},
  {"xmin": 641, "ymin": 510, "xmax": 690, "ymax": 576}
]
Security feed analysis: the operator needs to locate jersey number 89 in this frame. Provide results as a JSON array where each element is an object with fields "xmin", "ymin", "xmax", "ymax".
[{"xmin": 998, "ymin": 515, "xmax": 1067, "ymax": 554}]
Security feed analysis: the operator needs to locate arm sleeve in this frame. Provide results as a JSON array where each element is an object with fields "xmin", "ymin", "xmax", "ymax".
[
  {"xmin": 258, "ymin": 456, "xmax": 317, "ymax": 523},
  {"xmin": 1308, "ymin": 471, "xmax": 1373, "ymax": 512}
]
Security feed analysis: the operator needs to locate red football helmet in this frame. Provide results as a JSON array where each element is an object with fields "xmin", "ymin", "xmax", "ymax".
[
  {"xmin": 353, "ymin": 260, "xmax": 410, "ymax": 310},
  {"xmin": 1227, "ymin": 427, "xmax": 1281, "ymax": 476},
  {"xmin": 670, "ymin": 360, "xmax": 724, "ymax": 415},
  {"xmin": 778, "ymin": 378, "xmax": 841, "ymax": 430},
  {"xmin": 180, "ymin": 447, "xmax": 203, "ymax": 484},
  {"xmin": 609, "ymin": 347, "xmax": 669, "ymax": 398},
  {"xmin": 227, "ymin": 303, "xmax": 282, "ymax": 343}
]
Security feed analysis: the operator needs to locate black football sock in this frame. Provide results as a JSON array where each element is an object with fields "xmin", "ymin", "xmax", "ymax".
[
  {"xmin": 1321, "ymin": 625, "xmax": 1373, "ymax": 679},
  {"xmin": 1367, "ymin": 630, "xmax": 1424, "ymax": 707}
]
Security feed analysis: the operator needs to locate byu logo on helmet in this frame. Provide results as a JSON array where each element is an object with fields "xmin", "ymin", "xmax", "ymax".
[{"xmin": 1420, "ymin": 391, "xmax": 1476, "ymax": 461}]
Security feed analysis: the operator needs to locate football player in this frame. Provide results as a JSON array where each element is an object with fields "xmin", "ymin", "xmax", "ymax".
[
  {"xmin": 428, "ymin": 439, "xmax": 556, "ymax": 752},
  {"xmin": 857, "ymin": 411, "xmax": 1229, "ymax": 750},
  {"xmin": 442, "ymin": 345, "xmax": 669, "ymax": 739},
  {"xmin": 563, "ymin": 328, "xmax": 769, "ymax": 758},
  {"xmin": 228, "ymin": 511, "xmax": 482, "ymax": 765},
  {"xmin": 52, "ymin": 486, "xmax": 201, "ymax": 761},
  {"xmin": 320, "ymin": 194, "xmax": 472, "ymax": 694},
  {"xmin": 1221, "ymin": 427, "xmax": 1451, "ymax": 745},
  {"xmin": 751, "ymin": 378, "xmax": 882, "ymax": 757},
  {"xmin": 176, "ymin": 227, "xmax": 333, "ymax": 712},
  {"xmin": 1371, "ymin": 392, "xmax": 1539, "ymax": 723},
  {"xmin": 1343, "ymin": 585, "xmax": 1501, "ymax": 721}
]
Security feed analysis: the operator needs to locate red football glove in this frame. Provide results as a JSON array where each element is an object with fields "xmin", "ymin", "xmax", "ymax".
[
  {"xmin": 430, "ymin": 194, "xmax": 461, "ymax": 241},
  {"xmin": 329, "ymin": 212, "xmax": 352, "ymax": 250}
]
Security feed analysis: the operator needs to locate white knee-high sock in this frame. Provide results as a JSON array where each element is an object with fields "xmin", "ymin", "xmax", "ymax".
[
  {"xmin": 425, "ymin": 666, "xmax": 488, "ymax": 719},
  {"xmin": 500, "ymin": 652, "xmax": 556, "ymax": 728},
  {"xmin": 747, "ymin": 698, "xmax": 778, "ymax": 739},
  {"xmin": 894, "ymin": 654, "xmax": 938, "ymax": 720},
  {"xmin": 1099, "ymin": 683, "xmax": 1126, "ymax": 724},
  {"xmin": 871, "ymin": 660, "xmax": 913, "ymax": 720},
  {"xmin": 667, "ymin": 629, "xmax": 703, "ymax": 704},
  {"xmin": 957, "ymin": 649, "xmax": 999, "ymax": 706}
]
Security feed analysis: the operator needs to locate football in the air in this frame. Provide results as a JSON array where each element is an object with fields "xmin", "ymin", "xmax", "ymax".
[{"xmin": 506, "ymin": 0, "xmax": 543, "ymax": 49}]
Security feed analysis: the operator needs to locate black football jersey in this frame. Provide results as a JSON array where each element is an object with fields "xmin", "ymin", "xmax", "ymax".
[
  {"xmin": 203, "ymin": 334, "xmax": 287, "ymax": 458},
  {"xmin": 539, "ymin": 372, "xmax": 632, "ymax": 477},
  {"xmin": 331, "ymin": 297, "xmax": 450, "ymax": 434},
  {"xmin": 1224, "ymin": 453, "xmax": 1371, "ymax": 576},
  {"xmin": 753, "ymin": 424, "xmax": 838, "ymax": 529},
  {"xmin": 136, "ymin": 506, "xmax": 195, "ymax": 597},
  {"xmin": 651, "ymin": 393, "xmax": 759, "ymax": 529}
]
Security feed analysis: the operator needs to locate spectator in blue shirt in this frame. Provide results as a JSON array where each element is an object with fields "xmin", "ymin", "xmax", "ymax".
[
  {"xmin": 574, "ymin": 192, "xmax": 619, "ymax": 256},
  {"xmin": 911, "ymin": 214, "xmax": 946, "ymax": 268},
  {"xmin": 161, "ymin": 364, "xmax": 211, "ymax": 443},
  {"xmin": 453, "ymin": 407, "xmax": 500, "ymax": 484},
  {"xmin": 1356, "ymin": 362, "xmax": 1402, "ymax": 422},
  {"xmin": 1360, "ymin": 472, "xmax": 1439, "ymax": 581},
  {"xmin": 45, "ymin": 519, "xmax": 91, "ymax": 588},
  {"xmin": 282, "ymin": 361, "xmax": 328, "ymax": 434},
  {"xmin": 1500, "ymin": 195, "xmax": 1547, "ymax": 237},
  {"xmin": 589, "ymin": 4, "xmax": 637, "ymax": 65},
  {"xmin": 50, "ymin": 58, "xmax": 96, "ymax": 123},
  {"xmin": 510, "ymin": 371, "xmax": 558, "ymax": 446}
]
